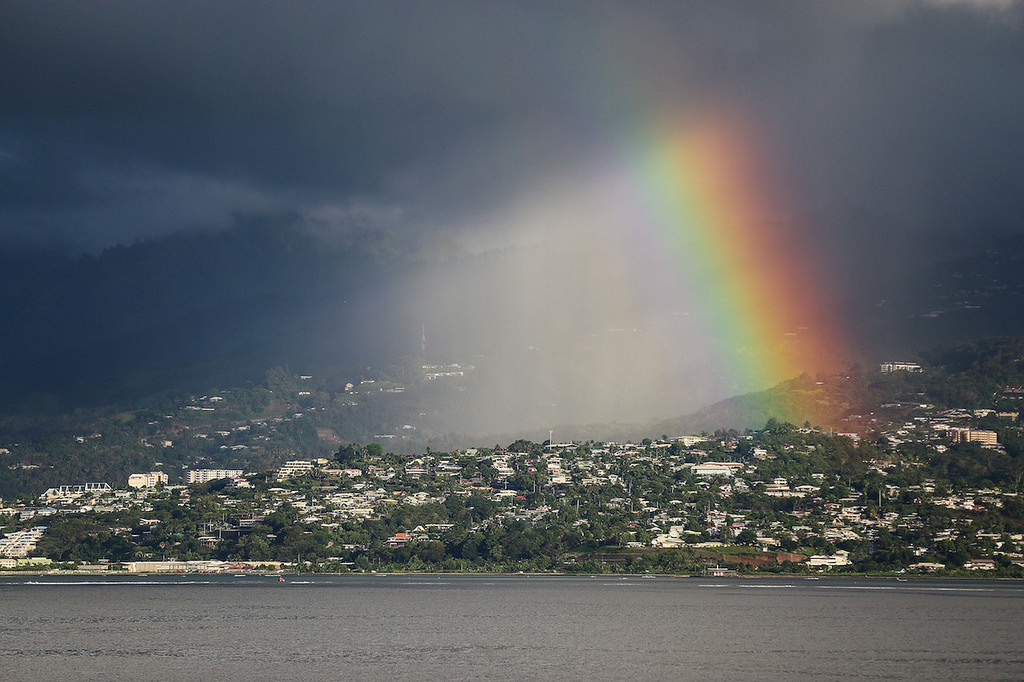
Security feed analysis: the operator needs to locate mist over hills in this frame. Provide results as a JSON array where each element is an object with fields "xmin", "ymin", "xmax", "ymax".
[
  {"xmin": 2, "ymin": 219, "xmax": 1024, "ymax": 440},
  {"xmin": 4, "ymin": 332, "xmax": 1024, "ymax": 500},
  {"xmin": 0, "ymin": 218, "xmax": 414, "ymax": 409},
  {"xmin": 3, "ymin": 2, "xmax": 1024, "ymax": 440}
]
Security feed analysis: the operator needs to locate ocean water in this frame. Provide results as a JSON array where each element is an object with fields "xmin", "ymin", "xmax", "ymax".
[{"xmin": 2, "ymin": 574, "xmax": 1022, "ymax": 681}]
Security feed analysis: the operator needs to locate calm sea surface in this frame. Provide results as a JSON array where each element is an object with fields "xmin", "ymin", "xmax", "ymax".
[{"xmin": 2, "ymin": 574, "xmax": 1023, "ymax": 681}]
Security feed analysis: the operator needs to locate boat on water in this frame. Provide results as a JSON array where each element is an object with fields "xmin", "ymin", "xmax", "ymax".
[{"xmin": 701, "ymin": 565, "xmax": 738, "ymax": 578}]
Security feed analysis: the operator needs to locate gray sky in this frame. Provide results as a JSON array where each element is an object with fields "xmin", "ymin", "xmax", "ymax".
[
  {"xmin": 2, "ymin": 1, "xmax": 1023, "ymax": 429},
  {"xmin": 2, "ymin": 1, "xmax": 1021, "ymax": 251}
]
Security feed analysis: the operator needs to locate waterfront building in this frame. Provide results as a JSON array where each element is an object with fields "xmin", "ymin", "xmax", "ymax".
[{"xmin": 0, "ymin": 526, "xmax": 46, "ymax": 557}]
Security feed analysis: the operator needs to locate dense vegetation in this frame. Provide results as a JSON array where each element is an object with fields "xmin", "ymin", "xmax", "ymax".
[{"xmin": 14, "ymin": 420, "xmax": 1024, "ymax": 576}]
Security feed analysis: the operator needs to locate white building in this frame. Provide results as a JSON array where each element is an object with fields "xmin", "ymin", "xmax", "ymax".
[
  {"xmin": 807, "ymin": 551, "xmax": 851, "ymax": 567},
  {"xmin": 127, "ymin": 471, "xmax": 169, "ymax": 488},
  {"xmin": 950, "ymin": 428, "xmax": 998, "ymax": 446},
  {"xmin": 879, "ymin": 361, "xmax": 923, "ymax": 373},
  {"xmin": 39, "ymin": 482, "xmax": 111, "ymax": 502},
  {"xmin": 0, "ymin": 526, "xmax": 46, "ymax": 558},
  {"xmin": 277, "ymin": 460, "xmax": 315, "ymax": 480},
  {"xmin": 185, "ymin": 469, "xmax": 243, "ymax": 485},
  {"xmin": 691, "ymin": 463, "xmax": 737, "ymax": 478}
]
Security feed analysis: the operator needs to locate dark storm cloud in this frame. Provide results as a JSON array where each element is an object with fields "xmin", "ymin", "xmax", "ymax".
[
  {"xmin": 0, "ymin": 1, "xmax": 1021, "ymax": 252},
  {"xmin": 0, "ymin": 2, "xmax": 524, "ymax": 246},
  {"xmin": 1, "ymin": 0, "xmax": 1023, "ymax": 429},
  {"xmin": 0, "ymin": 3, "xmax": 562, "ymax": 186}
]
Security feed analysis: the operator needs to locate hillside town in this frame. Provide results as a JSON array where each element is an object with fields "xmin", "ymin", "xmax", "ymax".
[{"xmin": 3, "ymin": 358, "xmax": 1023, "ymax": 576}]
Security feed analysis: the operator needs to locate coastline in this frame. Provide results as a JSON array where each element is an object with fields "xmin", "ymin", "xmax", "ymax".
[{"xmin": 3, "ymin": 568, "xmax": 1021, "ymax": 581}]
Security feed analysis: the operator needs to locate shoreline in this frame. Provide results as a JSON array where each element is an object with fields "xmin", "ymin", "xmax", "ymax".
[{"xmin": 3, "ymin": 569, "xmax": 1021, "ymax": 581}]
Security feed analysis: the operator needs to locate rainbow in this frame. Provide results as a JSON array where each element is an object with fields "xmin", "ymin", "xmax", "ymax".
[{"xmin": 621, "ymin": 110, "xmax": 849, "ymax": 420}]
